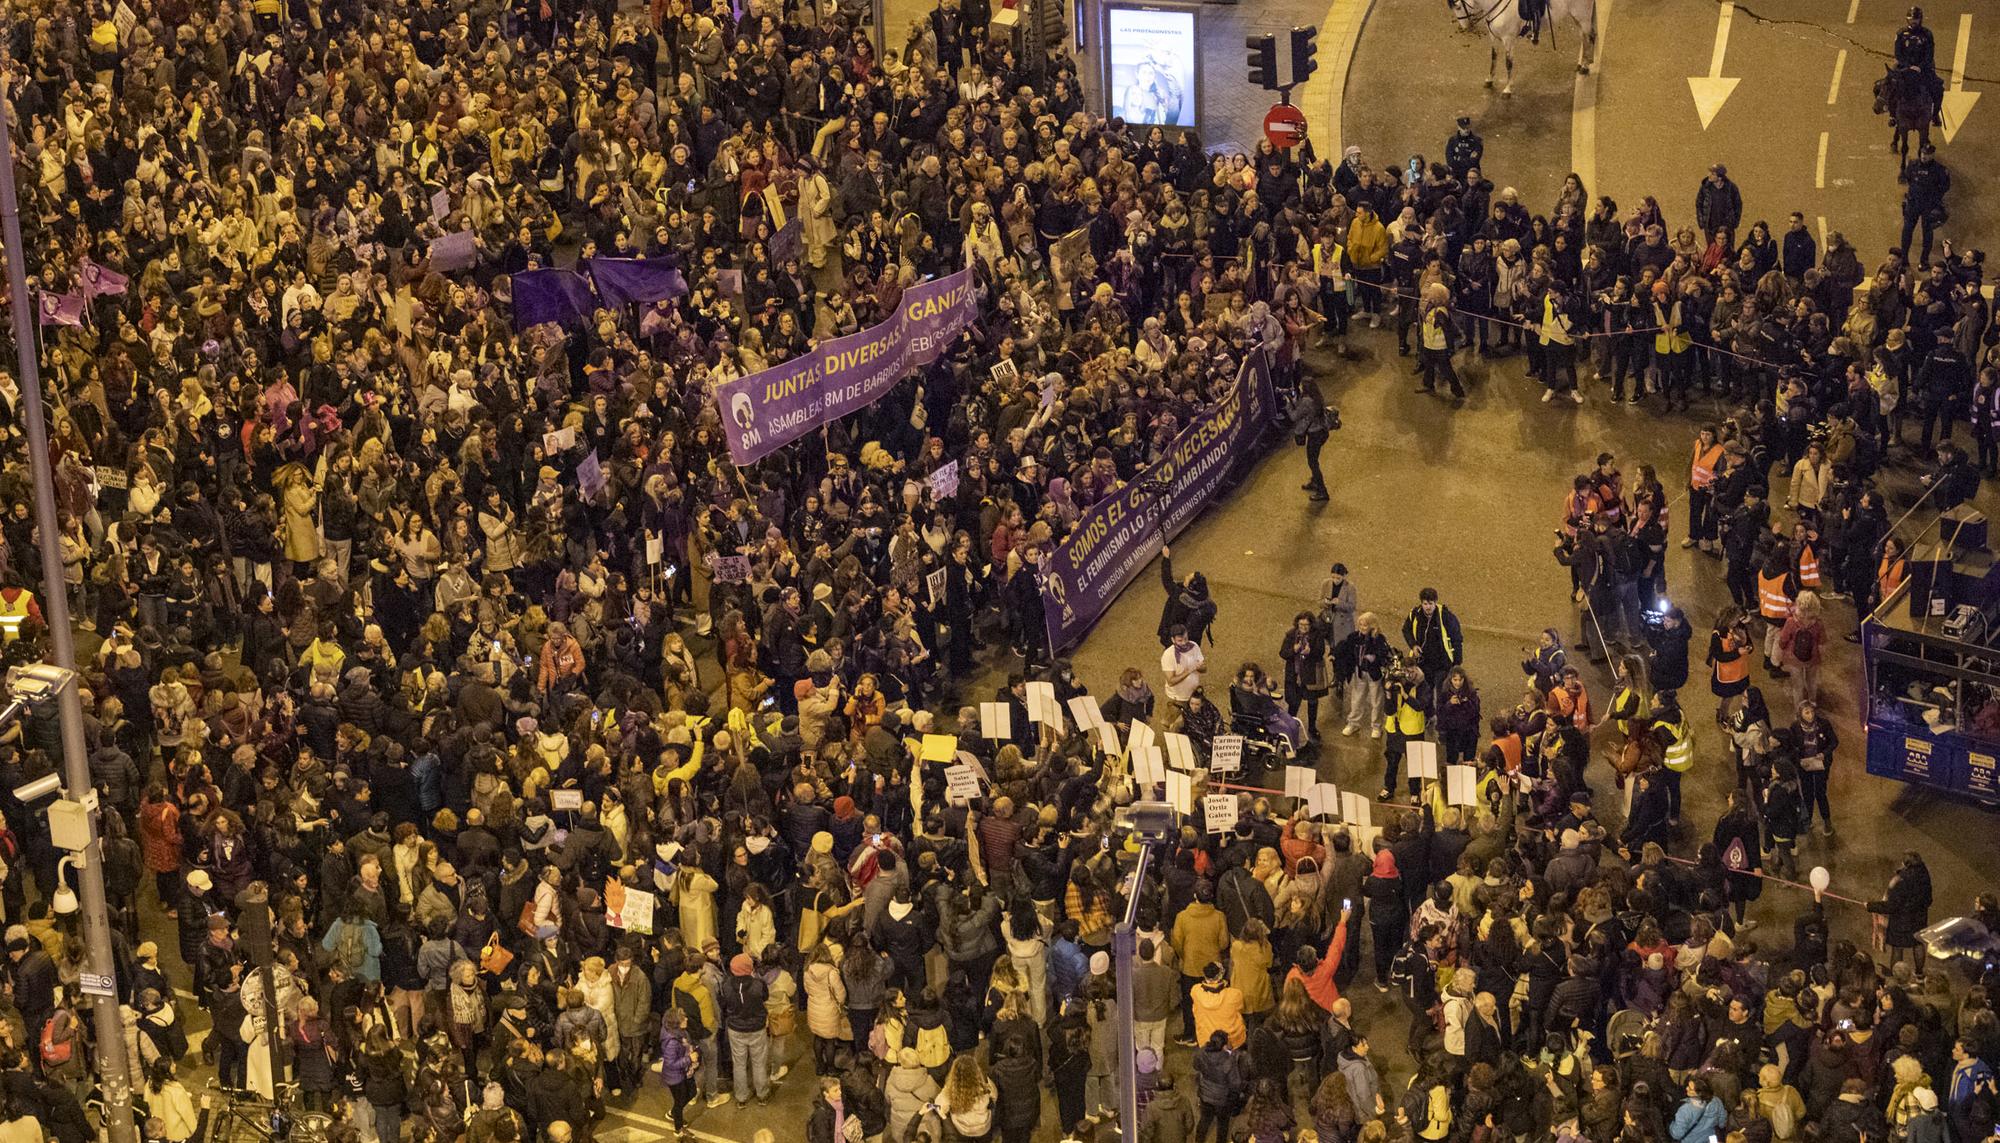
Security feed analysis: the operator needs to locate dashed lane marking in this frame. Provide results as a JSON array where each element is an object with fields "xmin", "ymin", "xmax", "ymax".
[{"xmin": 1828, "ymin": 49, "xmax": 1845, "ymax": 103}]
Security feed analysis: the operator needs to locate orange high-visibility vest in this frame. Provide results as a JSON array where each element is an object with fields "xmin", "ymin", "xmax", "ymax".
[
  {"xmin": 1713, "ymin": 632, "xmax": 1750, "ymax": 684},
  {"xmin": 1879, "ymin": 556, "xmax": 1907, "ymax": 602},
  {"xmin": 1797, "ymin": 543, "xmax": 1821, "ymax": 589},
  {"xmin": 1690, "ymin": 442, "xmax": 1724, "ymax": 489},
  {"xmin": 1758, "ymin": 572, "xmax": 1794, "ymax": 620}
]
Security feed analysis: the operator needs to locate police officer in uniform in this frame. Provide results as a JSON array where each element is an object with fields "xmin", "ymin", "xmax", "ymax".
[
  {"xmin": 1444, "ymin": 115, "xmax": 1484, "ymax": 183},
  {"xmin": 1896, "ymin": 7, "xmax": 1935, "ymax": 73}
]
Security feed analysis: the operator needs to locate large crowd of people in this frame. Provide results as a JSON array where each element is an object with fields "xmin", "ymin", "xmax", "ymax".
[{"xmin": 0, "ymin": 2, "xmax": 1995, "ymax": 1143}]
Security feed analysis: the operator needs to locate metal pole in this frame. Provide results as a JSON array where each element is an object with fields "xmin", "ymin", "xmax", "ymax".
[
  {"xmin": 0, "ymin": 70, "xmax": 140, "ymax": 1143},
  {"xmin": 1112, "ymin": 842, "xmax": 1153, "ymax": 1143}
]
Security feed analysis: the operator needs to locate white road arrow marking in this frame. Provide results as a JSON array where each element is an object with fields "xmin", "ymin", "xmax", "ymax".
[
  {"xmin": 1688, "ymin": 1, "xmax": 1741, "ymax": 129},
  {"xmin": 1941, "ymin": 13, "xmax": 1980, "ymax": 143}
]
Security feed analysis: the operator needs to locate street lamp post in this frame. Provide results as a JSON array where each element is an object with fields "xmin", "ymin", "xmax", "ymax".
[{"xmin": 0, "ymin": 59, "xmax": 141, "ymax": 1143}]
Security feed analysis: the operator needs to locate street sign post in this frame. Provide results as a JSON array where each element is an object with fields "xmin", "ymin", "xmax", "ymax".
[{"xmin": 1263, "ymin": 102, "xmax": 1309, "ymax": 149}]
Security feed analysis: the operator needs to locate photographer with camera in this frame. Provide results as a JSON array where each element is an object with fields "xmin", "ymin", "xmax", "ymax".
[
  {"xmin": 1378, "ymin": 659, "xmax": 1433, "ymax": 803},
  {"xmin": 1553, "ymin": 515, "xmax": 1625, "ymax": 664}
]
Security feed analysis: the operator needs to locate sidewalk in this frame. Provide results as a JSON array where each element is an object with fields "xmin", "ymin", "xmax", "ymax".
[{"xmin": 880, "ymin": 0, "xmax": 1345, "ymax": 154}]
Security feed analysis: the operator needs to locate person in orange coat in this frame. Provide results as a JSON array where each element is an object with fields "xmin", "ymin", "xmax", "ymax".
[{"xmin": 1285, "ymin": 905, "xmax": 1353, "ymax": 1012}]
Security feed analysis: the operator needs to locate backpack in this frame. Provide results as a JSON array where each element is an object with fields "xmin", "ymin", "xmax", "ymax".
[
  {"xmin": 674, "ymin": 985, "xmax": 710, "ymax": 1040},
  {"xmin": 1789, "ymin": 627, "xmax": 1816, "ymax": 662},
  {"xmin": 335, "ymin": 919, "xmax": 369, "ymax": 973},
  {"xmin": 40, "ymin": 1012, "xmax": 75, "ymax": 1065},
  {"xmin": 1767, "ymin": 1092, "xmax": 1797, "ymax": 1140}
]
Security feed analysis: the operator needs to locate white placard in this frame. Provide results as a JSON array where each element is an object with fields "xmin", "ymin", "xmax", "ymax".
[
  {"xmin": 1132, "ymin": 746, "xmax": 1165, "ymax": 788},
  {"xmin": 1340, "ymin": 791, "xmax": 1372, "ymax": 828},
  {"xmin": 980, "ymin": 702, "xmax": 1012, "ymax": 739},
  {"xmin": 1025, "ymin": 682, "xmax": 1064, "ymax": 730},
  {"xmin": 543, "ymin": 426, "xmax": 576, "ymax": 454},
  {"xmin": 1305, "ymin": 783, "xmax": 1340, "ymax": 819},
  {"xmin": 1165, "ymin": 770, "xmax": 1193, "ymax": 815},
  {"xmin": 1203, "ymin": 794, "xmax": 1239, "ymax": 835},
  {"xmin": 1163, "ymin": 733, "xmax": 1195, "ymax": 772},
  {"xmin": 1068, "ymin": 695, "xmax": 1105, "ymax": 730},
  {"xmin": 1284, "ymin": 766, "xmax": 1314, "ymax": 799},
  {"xmin": 550, "ymin": 788, "xmax": 583, "ymax": 811},
  {"xmin": 1406, "ymin": 740, "xmax": 1440, "ymax": 780},
  {"xmin": 927, "ymin": 566, "xmax": 947, "ymax": 609},
  {"xmin": 1446, "ymin": 765, "xmax": 1479, "ymax": 807},
  {"xmin": 646, "ymin": 535, "xmax": 664, "ymax": 565},
  {"xmin": 1127, "ymin": 720, "xmax": 1157, "ymax": 755},
  {"xmin": 944, "ymin": 764, "xmax": 983, "ymax": 802},
  {"xmin": 616, "ymin": 888, "xmax": 656, "ymax": 934},
  {"xmin": 1209, "ymin": 735, "xmax": 1245, "ymax": 774},
  {"xmin": 1095, "ymin": 722, "xmax": 1122, "ymax": 756}
]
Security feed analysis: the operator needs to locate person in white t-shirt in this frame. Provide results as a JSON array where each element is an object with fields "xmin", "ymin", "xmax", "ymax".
[{"xmin": 1160, "ymin": 624, "xmax": 1206, "ymax": 729}]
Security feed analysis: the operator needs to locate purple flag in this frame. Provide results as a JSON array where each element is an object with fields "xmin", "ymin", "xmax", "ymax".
[
  {"xmin": 38, "ymin": 292, "xmax": 85, "ymax": 328},
  {"xmin": 585, "ymin": 258, "xmax": 689, "ymax": 309},
  {"xmin": 510, "ymin": 269, "xmax": 598, "ymax": 331},
  {"xmin": 713, "ymin": 268, "xmax": 979, "ymax": 465},
  {"xmin": 78, "ymin": 259, "xmax": 128, "ymax": 299}
]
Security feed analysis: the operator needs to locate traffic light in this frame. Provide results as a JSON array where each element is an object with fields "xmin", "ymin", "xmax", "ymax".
[
  {"xmin": 1291, "ymin": 25, "xmax": 1320, "ymax": 85},
  {"xmin": 1246, "ymin": 34, "xmax": 1278, "ymax": 90}
]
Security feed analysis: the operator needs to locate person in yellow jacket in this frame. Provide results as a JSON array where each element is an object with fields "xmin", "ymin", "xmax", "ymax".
[
  {"xmin": 1416, "ymin": 285, "xmax": 1465, "ymax": 401},
  {"xmin": 1170, "ymin": 885, "xmax": 1231, "ymax": 1045},
  {"xmin": 1345, "ymin": 204, "xmax": 1390, "ymax": 328},
  {"xmin": 0, "ymin": 584, "xmax": 43, "ymax": 644},
  {"xmin": 1653, "ymin": 280, "xmax": 1695, "ymax": 410},
  {"xmin": 1313, "ymin": 232, "xmax": 1353, "ymax": 353},
  {"xmin": 1190, "ymin": 962, "xmax": 1246, "ymax": 1048},
  {"xmin": 1228, "ymin": 921, "xmax": 1275, "ymax": 1026},
  {"xmin": 1653, "ymin": 691, "xmax": 1694, "ymax": 825},
  {"xmin": 1536, "ymin": 286, "xmax": 1581, "ymax": 401},
  {"xmin": 1380, "ymin": 666, "xmax": 1432, "ymax": 803}
]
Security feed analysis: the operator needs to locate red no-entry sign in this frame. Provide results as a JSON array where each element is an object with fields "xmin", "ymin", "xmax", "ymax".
[{"xmin": 1264, "ymin": 103, "xmax": 1308, "ymax": 149}]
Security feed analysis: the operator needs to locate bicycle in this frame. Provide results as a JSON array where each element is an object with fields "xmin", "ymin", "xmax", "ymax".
[{"xmin": 203, "ymin": 1079, "xmax": 333, "ymax": 1143}]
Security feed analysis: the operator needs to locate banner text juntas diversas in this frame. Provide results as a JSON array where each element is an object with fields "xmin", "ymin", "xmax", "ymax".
[
  {"xmin": 1038, "ymin": 352, "xmax": 1277, "ymax": 651},
  {"xmin": 712, "ymin": 269, "xmax": 978, "ymax": 464}
]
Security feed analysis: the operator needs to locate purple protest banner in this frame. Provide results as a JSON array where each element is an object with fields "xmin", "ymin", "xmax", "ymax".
[
  {"xmin": 1039, "ymin": 351, "xmax": 1278, "ymax": 652},
  {"xmin": 510, "ymin": 269, "xmax": 598, "ymax": 331},
  {"xmin": 713, "ymin": 268, "xmax": 978, "ymax": 465},
  {"xmin": 586, "ymin": 257, "xmax": 689, "ymax": 309}
]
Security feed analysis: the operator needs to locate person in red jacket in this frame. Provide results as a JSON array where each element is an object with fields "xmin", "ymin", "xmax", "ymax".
[{"xmin": 1285, "ymin": 905, "xmax": 1353, "ymax": 1012}]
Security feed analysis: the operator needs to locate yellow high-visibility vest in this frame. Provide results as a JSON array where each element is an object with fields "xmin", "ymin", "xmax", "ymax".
[
  {"xmin": 0, "ymin": 590, "xmax": 32, "ymax": 642},
  {"xmin": 1661, "ymin": 715, "xmax": 1694, "ymax": 772}
]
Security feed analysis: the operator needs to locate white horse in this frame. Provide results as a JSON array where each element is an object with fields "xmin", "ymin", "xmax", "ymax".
[{"xmin": 1447, "ymin": 0, "xmax": 1599, "ymax": 96}]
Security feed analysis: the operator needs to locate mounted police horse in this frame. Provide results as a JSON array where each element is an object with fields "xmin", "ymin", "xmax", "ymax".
[
  {"xmin": 1874, "ymin": 63, "xmax": 1942, "ymax": 168},
  {"xmin": 1447, "ymin": 0, "xmax": 1599, "ymax": 96}
]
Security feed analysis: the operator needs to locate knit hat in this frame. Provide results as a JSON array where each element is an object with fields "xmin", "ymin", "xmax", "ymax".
[
  {"xmin": 1089, "ymin": 951, "xmax": 1110, "ymax": 976},
  {"xmin": 730, "ymin": 954, "xmax": 754, "ymax": 976},
  {"xmin": 811, "ymin": 831, "xmax": 834, "ymax": 854}
]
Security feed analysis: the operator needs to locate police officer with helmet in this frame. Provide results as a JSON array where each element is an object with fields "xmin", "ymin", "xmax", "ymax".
[{"xmin": 1896, "ymin": 7, "xmax": 1935, "ymax": 73}]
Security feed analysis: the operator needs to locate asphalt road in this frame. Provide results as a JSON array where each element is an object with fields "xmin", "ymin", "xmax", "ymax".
[{"xmin": 143, "ymin": 7, "xmax": 2000, "ymax": 1140}]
